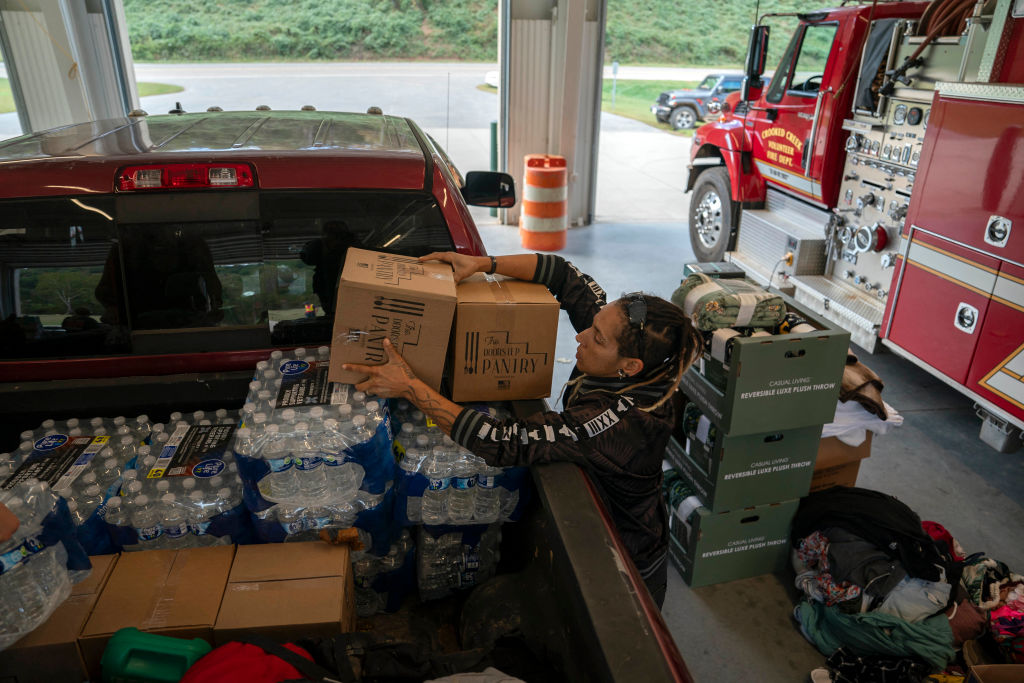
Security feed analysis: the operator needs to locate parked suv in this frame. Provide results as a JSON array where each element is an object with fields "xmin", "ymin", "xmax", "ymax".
[
  {"xmin": 0, "ymin": 108, "xmax": 513, "ymax": 435},
  {"xmin": 651, "ymin": 73, "xmax": 745, "ymax": 129}
]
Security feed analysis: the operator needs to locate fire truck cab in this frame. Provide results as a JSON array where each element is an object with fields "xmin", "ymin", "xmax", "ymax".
[{"xmin": 687, "ymin": 0, "xmax": 1024, "ymax": 452}]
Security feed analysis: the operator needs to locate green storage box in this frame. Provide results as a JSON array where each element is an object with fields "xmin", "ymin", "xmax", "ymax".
[
  {"xmin": 665, "ymin": 417, "xmax": 821, "ymax": 512},
  {"xmin": 679, "ymin": 291, "xmax": 849, "ymax": 436},
  {"xmin": 667, "ymin": 497, "xmax": 799, "ymax": 588}
]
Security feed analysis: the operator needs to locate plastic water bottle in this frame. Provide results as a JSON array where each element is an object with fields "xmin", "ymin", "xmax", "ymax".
[
  {"xmin": 421, "ymin": 450, "xmax": 451, "ymax": 525},
  {"xmin": 261, "ymin": 424, "xmax": 298, "ymax": 501},
  {"xmin": 130, "ymin": 494, "xmax": 162, "ymax": 548},
  {"xmin": 76, "ymin": 483, "xmax": 104, "ymax": 521},
  {"xmin": 399, "ymin": 446, "xmax": 428, "ymax": 523},
  {"xmin": 277, "ymin": 504, "xmax": 306, "ymax": 539},
  {"xmin": 474, "ymin": 464, "xmax": 502, "ymax": 524},
  {"xmin": 500, "ymin": 487, "xmax": 520, "ymax": 522},
  {"xmin": 447, "ymin": 456, "xmax": 476, "ymax": 524},
  {"xmin": 0, "ymin": 481, "xmax": 75, "ymax": 650},
  {"xmin": 160, "ymin": 493, "xmax": 190, "ymax": 549},
  {"xmin": 353, "ymin": 556, "xmax": 381, "ymax": 617}
]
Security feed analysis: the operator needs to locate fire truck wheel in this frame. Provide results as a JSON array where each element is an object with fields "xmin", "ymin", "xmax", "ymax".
[
  {"xmin": 688, "ymin": 166, "xmax": 734, "ymax": 262},
  {"xmin": 669, "ymin": 106, "xmax": 697, "ymax": 130}
]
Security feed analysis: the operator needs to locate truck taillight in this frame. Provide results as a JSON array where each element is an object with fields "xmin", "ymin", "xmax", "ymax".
[{"xmin": 116, "ymin": 163, "xmax": 255, "ymax": 191}]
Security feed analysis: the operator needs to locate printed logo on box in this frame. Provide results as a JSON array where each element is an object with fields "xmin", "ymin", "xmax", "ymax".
[{"xmin": 33, "ymin": 434, "xmax": 69, "ymax": 451}]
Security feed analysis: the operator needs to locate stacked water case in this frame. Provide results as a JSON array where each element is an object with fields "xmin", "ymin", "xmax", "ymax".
[
  {"xmin": 664, "ymin": 269, "xmax": 850, "ymax": 587},
  {"xmin": 389, "ymin": 400, "xmax": 529, "ymax": 603},
  {"xmin": 0, "ymin": 480, "xmax": 91, "ymax": 650},
  {"xmin": 232, "ymin": 347, "xmax": 397, "ymax": 554}
]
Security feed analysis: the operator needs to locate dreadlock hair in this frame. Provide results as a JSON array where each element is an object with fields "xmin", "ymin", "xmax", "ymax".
[{"xmin": 612, "ymin": 292, "xmax": 702, "ymax": 411}]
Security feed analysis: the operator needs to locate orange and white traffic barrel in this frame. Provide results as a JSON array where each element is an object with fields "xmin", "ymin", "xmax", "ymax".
[{"xmin": 520, "ymin": 154, "xmax": 567, "ymax": 251}]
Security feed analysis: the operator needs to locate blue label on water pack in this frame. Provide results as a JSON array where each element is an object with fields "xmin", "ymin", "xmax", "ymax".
[
  {"xmin": 452, "ymin": 476, "xmax": 475, "ymax": 491},
  {"xmin": 137, "ymin": 525, "xmax": 162, "ymax": 541},
  {"xmin": 280, "ymin": 360, "xmax": 311, "ymax": 376},
  {"xmin": 267, "ymin": 457, "xmax": 292, "ymax": 473},
  {"xmin": 281, "ymin": 519, "xmax": 306, "ymax": 535},
  {"xmin": 33, "ymin": 434, "xmax": 68, "ymax": 451},
  {"xmin": 427, "ymin": 477, "xmax": 450, "ymax": 492},
  {"xmin": 295, "ymin": 456, "xmax": 322, "ymax": 471},
  {"xmin": 165, "ymin": 522, "xmax": 189, "ymax": 539},
  {"xmin": 0, "ymin": 536, "xmax": 45, "ymax": 574},
  {"xmin": 193, "ymin": 459, "xmax": 226, "ymax": 478},
  {"xmin": 190, "ymin": 520, "xmax": 211, "ymax": 536},
  {"xmin": 476, "ymin": 474, "xmax": 497, "ymax": 489}
]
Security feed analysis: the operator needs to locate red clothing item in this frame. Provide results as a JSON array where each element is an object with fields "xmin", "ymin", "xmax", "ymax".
[
  {"xmin": 921, "ymin": 520, "xmax": 965, "ymax": 561},
  {"xmin": 181, "ymin": 641, "xmax": 316, "ymax": 683}
]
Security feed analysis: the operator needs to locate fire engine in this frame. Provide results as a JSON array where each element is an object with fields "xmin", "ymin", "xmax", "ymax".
[{"xmin": 686, "ymin": 0, "xmax": 1024, "ymax": 452}]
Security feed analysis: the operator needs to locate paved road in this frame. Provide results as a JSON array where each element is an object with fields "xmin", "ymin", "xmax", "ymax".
[{"xmin": 0, "ymin": 61, "xmax": 693, "ymax": 222}]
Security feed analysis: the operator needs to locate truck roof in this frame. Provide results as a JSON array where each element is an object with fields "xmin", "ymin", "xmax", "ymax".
[{"xmin": 0, "ymin": 110, "xmax": 430, "ymax": 197}]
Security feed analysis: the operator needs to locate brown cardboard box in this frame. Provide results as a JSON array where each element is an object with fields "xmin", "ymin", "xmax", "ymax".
[
  {"xmin": 0, "ymin": 554, "xmax": 118, "ymax": 683},
  {"xmin": 449, "ymin": 274, "xmax": 559, "ymax": 401},
  {"xmin": 966, "ymin": 664, "xmax": 1024, "ymax": 683},
  {"xmin": 809, "ymin": 433, "xmax": 872, "ymax": 492},
  {"xmin": 79, "ymin": 546, "xmax": 234, "ymax": 681},
  {"xmin": 329, "ymin": 248, "xmax": 456, "ymax": 390},
  {"xmin": 214, "ymin": 542, "xmax": 354, "ymax": 645}
]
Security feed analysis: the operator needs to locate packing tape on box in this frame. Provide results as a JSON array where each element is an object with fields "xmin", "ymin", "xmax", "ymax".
[
  {"xmin": 485, "ymin": 278, "xmax": 517, "ymax": 327},
  {"xmin": 484, "ymin": 278, "xmax": 515, "ymax": 304},
  {"xmin": 711, "ymin": 328, "xmax": 741, "ymax": 362},
  {"xmin": 140, "ymin": 553, "xmax": 187, "ymax": 630}
]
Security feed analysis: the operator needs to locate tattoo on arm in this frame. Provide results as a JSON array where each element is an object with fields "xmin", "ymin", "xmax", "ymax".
[{"xmin": 411, "ymin": 387, "xmax": 462, "ymax": 434}]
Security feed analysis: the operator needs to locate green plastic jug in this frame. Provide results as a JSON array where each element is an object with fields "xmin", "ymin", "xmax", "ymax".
[{"xmin": 101, "ymin": 627, "xmax": 212, "ymax": 682}]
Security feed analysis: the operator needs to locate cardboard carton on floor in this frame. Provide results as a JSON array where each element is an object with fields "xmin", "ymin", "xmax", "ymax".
[
  {"xmin": 0, "ymin": 554, "xmax": 118, "ymax": 683},
  {"xmin": 967, "ymin": 664, "xmax": 1024, "ymax": 683},
  {"xmin": 329, "ymin": 248, "xmax": 457, "ymax": 391},
  {"xmin": 215, "ymin": 542, "xmax": 355, "ymax": 645},
  {"xmin": 79, "ymin": 546, "xmax": 234, "ymax": 682},
  {"xmin": 668, "ymin": 497, "xmax": 799, "ymax": 587},
  {"xmin": 449, "ymin": 274, "xmax": 559, "ymax": 402},
  {"xmin": 809, "ymin": 433, "xmax": 872, "ymax": 492}
]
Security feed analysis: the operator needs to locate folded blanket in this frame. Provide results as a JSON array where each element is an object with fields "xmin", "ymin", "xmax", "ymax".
[{"xmin": 671, "ymin": 273, "xmax": 785, "ymax": 331}]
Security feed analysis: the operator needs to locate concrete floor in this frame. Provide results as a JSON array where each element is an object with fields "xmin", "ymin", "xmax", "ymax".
[{"xmin": 474, "ymin": 218, "xmax": 1024, "ymax": 683}]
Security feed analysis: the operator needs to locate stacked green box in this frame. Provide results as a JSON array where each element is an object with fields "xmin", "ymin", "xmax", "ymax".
[{"xmin": 666, "ymin": 278, "xmax": 850, "ymax": 587}]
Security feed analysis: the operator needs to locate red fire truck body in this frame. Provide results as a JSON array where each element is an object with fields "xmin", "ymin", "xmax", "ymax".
[{"xmin": 687, "ymin": 0, "xmax": 1024, "ymax": 450}]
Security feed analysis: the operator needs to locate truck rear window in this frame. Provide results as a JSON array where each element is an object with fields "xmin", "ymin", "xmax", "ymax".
[{"xmin": 0, "ymin": 190, "xmax": 453, "ymax": 361}]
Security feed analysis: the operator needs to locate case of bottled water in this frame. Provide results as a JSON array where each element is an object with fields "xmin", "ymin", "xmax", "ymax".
[
  {"xmin": 0, "ymin": 479, "xmax": 91, "ymax": 651},
  {"xmin": 352, "ymin": 529, "xmax": 416, "ymax": 617},
  {"xmin": 232, "ymin": 347, "xmax": 397, "ymax": 552},
  {"xmin": 389, "ymin": 401, "xmax": 530, "ymax": 527},
  {"xmin": 416, "ymin": 524, "xmax": 502, "ymax": 602},
  {"xmin": 116, "ymin": 410, "xmax": 250, "ymax": 551},
  {"xmin": 1, "ymin": 413, "xmax": 156, "ymax": 555}
]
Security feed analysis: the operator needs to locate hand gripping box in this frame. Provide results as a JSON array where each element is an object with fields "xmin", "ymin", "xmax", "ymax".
[
  {"xmin": 79, "ymin": 546, "xmax": 235, "ymax": 682},
  {"xmin": 214, "ymin": 542, "xmax": 355, "ymax": 644},
  {"xmin": 449, "ymin": 274, "xmax": 559, "ymax": 402},
  {"xmin": 0, "ymin": 554, "xmax": 118, "ymax": 683},
  {"xmin": 329, "ymin": 248, "xmax": 457, "ymax": 391}
]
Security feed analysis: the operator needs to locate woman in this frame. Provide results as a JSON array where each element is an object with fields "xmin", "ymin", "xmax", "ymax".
[{"xmin": 342, "ymin": 252, "xmax": 701, "ymax": 607}]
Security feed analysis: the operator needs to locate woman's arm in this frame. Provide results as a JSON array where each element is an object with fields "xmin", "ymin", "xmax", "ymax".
[
  {"xmin": 419, "ymin": 251, "xmax": 538, "ymax": 283},
  {"xmin": 343, "ymin": 338, "xmax": 464, "ymax": 434}
]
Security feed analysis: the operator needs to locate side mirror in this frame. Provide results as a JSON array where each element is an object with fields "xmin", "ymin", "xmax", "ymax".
[
  {"xmin": 744, "ymin": 25, "xmax": 770, "ymax": 96},
  {"xmin": 461, "ymin": 171, "xmax": 516, "ymax": 208}
]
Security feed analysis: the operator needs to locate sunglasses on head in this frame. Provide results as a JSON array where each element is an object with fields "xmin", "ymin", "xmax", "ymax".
[{"xmin": 625, "ymin": 292, "xmax": 647, "ymax": 358}]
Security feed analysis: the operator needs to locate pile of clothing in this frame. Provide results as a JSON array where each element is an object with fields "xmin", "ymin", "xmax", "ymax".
[{"xmin": 791, "ymin": 486, "xmax": 1023, "ymax": 681}]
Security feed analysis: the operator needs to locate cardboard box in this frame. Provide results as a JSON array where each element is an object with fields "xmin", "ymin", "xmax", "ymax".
[
  {"xmin": 329, "ymin": 248, "xmax": 457, "ymax": 390},
  {"xmin": 680, "ymin": 292, "xmax": 850, "ymax": 436},
  {"xmin": 448, "ymin": 274, "xmax": 559, "ymax": 402},
  {"xmin": 665, "ymin": 420, "xmax": 820, "ymax": 512},
  {"xmin": 0, "ymin": 554, "xmax": 118, "ymax": 683},
  {"xmin": 967, "ymin": 665, "xmax": 1024, "ymax": 683},
  {"xmin": 668, "ymin": 498, "xmax": 799, "ymax": 588},
  {"xmin": 79, "ymin": 546, "xmax": 234, "ymax": 682},
  {"xmin": 214, "ymin": 542, "xmax": 354, "ymax": 645},
  {"xmin": 809, "ymin": 434, "xmax": 872, "ymax": 492}
]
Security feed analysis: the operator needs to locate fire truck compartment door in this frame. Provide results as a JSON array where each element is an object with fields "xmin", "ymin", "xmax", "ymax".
[
  {"xmin": 887, "ymin": 231, "xmax": 1000, "ymax": 384},
  {"xmin": 967, "ymin": 260, "xmax": 1024, "ymax": 422},
  {"xmin": 908, "ymin": 93, "xmax": 1024, "ymax": 262}
]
